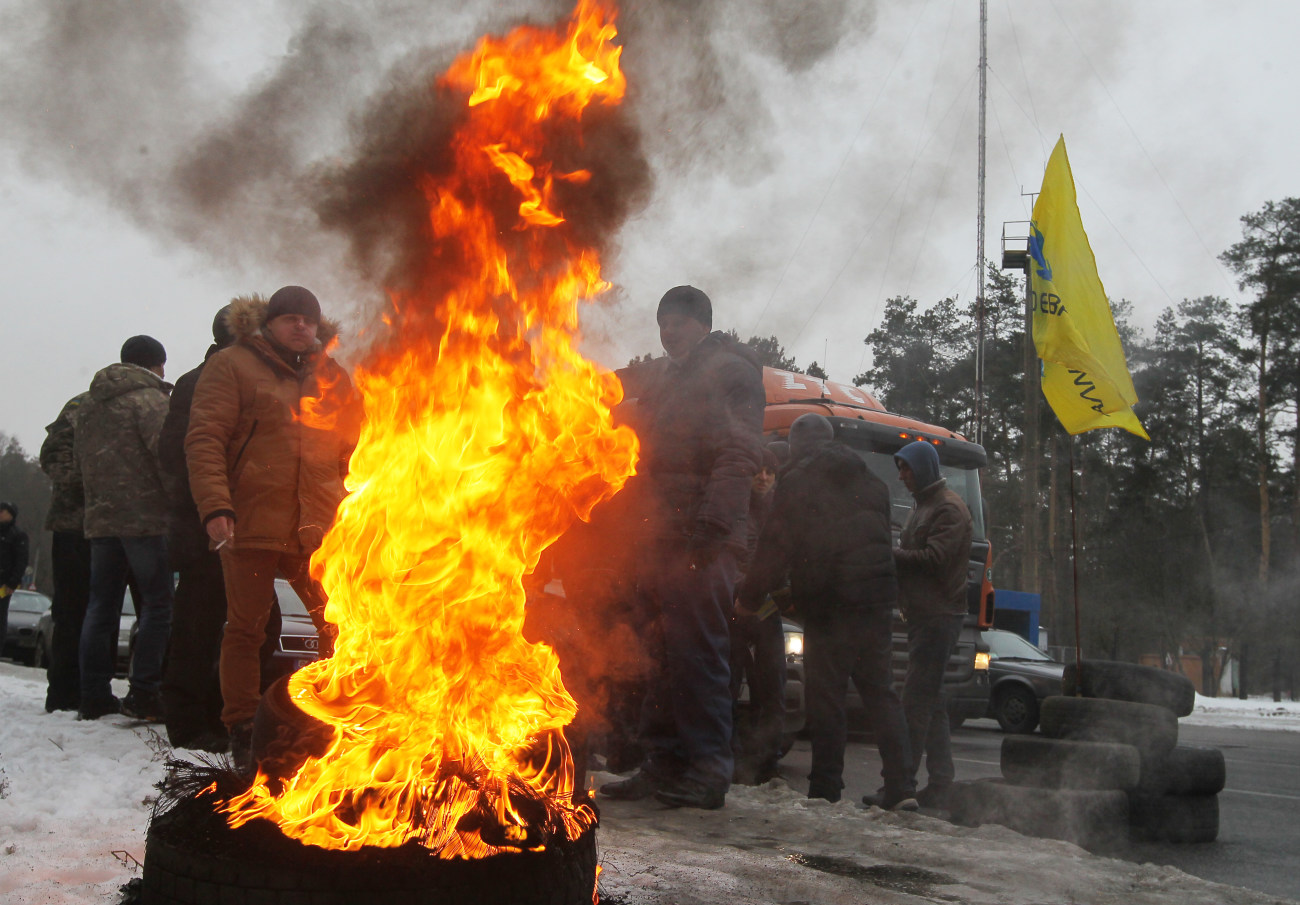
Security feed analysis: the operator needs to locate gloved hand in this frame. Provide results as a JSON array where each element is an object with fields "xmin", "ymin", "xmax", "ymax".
[{"xmin": 0, "ymin": 585, "xmax": 11, "ymax": 599}]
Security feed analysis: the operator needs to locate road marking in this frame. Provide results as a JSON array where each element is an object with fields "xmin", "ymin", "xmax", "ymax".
[
  {"xmin": 1221, "ymin": 788, "xmax": 1300, "ymax": 801},
  {"xmin": 953, "ymin": 757, "xmax": 1001, "ymax": 767}
]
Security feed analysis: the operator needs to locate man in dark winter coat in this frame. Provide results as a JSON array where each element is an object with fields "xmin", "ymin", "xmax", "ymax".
[
  {"xmin": 75, "ymin": 335, "xmax": 175, "ymax": 721},
  {"xmin": 741, "ymin": 414, "xmax": 916, "ymax": 809},
  {"xmin": 600, "ymin": 285, "xmax": 765, "ymax": 810},
  {"xmin": 39, "ymin": 393, "xmax": 92, "ymax": 711},
  {"xmin": 893, "ymin": 439, "xmax": 973, "ymax": 809},
  {"xmin": 0, "ymin": 501, "xmax": 30, "ymax": 649},
  {"xmin": 157, "ymin": 303, "xmax": 240, "ymax": 752},
  {"xmin": 187, "ymin": 286, "xmax": 359, "ymax": 771},
  {"xmin": 729, "ymin": 445, "xmax": 785, "ymax": 785}
]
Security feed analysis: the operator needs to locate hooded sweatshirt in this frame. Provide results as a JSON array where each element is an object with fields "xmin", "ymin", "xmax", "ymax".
[
  {"xmin": 893, "ymin": 440, "xmax": 972, "ymax": 619},
  {"xmin": 74, "ymin": 363, "xmax": 173, "ymax": 538}
]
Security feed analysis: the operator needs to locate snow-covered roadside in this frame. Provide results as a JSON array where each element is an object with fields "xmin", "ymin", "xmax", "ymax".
[
  {"xmin": 1180, "ymin": 692, "xmax": 1300, "ymax": 731},
  {"xmin": 0, "ymin": 660, "xmax": 1291, "ymax": 905}
]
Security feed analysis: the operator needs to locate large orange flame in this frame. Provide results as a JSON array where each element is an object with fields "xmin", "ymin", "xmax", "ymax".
[{"xmin": 223, "ymin": 0, "xmax": 637, "ymax": 858}]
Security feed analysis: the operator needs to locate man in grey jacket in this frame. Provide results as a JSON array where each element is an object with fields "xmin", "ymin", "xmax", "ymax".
[
  {"xmin": 892, "ymin": 440, "xmax": 973, "ymax": 809},
  {"xmin": 75, "ymin": 336, "xmax": 174, "ymax": 721}
]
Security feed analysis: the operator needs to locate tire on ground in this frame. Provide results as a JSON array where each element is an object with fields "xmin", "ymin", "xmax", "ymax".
[
  {"xmin": 1062, "ymin": 660, "xmax": 1195, "ymax": 717},
  {"xmin": 1137, "ymin": 745, "xmax": 1226, "ymax": 796},
  {"xmin": 1000, "ymin": 736, "xmax": 1140, "ymax": 791},
  {"xmin": 1128, "ymin": 792, "xmax": 1219, "ymax": 843},
  {"xmin": 948, "ymin": 779, "xmax": 1128, "ymax": 850},
  {"xmin": 1039, "ymin": 695, "xmax": 1177, "ymax": 759}
]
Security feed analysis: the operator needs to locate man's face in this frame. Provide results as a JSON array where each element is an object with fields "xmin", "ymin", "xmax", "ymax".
[
  {"xmin": 268, "ymin": 314, "xmax": 319, "ymax": 353},
  {"xmin": 658, "ymin": 311, "xmax": 709, "ymax": 361},
  {"xmin": 0, "ymin": 510, "xmax": 12, "ymax": 526},
  {"xmin": 897, "ymin": 460, "xmax": 916, "ymax": 493},
  {"xmin": 753, "ymin": 467, "xmax": 776, "ymax": 496}
]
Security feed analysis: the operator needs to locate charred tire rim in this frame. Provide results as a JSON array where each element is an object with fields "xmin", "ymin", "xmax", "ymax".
[
  {"xmin": 1129, "ymin": 792, "xmax": 1219, "ymax": 843},
  {"xmin": 1000, "ymin": 736, "xmax": 1140, "ymax": 791},
  {"xmin": 1062, "ymin": 660, "xmax": 1195, "ymax": 717},
  {"xmin": 994, "ymin": 685, "xmax": 1040, "ymax": 734},
  {"xmin": 1039, "ymin": 695, "xmax": 1178, "ymax": 759},
  {"xmin": 948, "ymin": 779, "xmax": 1128, "ymax": 850},
  {"xmin": 1138, "ymin": 745, "xmax": 1227, "ymax": 796},
  {"xmin": 142, "ymin": 794, "xmax": 599, "ymax": 905}
]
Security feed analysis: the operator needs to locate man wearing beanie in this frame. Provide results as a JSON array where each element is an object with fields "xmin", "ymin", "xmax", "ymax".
[
  {"xmin": 601, "ymin": 285, "xmax": 765, "ymax": 810},
  {"xmin": 187, "ymin": 286, "xmax": 360, "ymax": 772},
  {"xmin": 156, "ymin": 301, "xmax": 244, "ymax": 752},
  {"xmin": 740, "ymin": 414, "xmax": 916, "ymax": 810},
  {"xmin": 74, "ymin": 335, "xmax": 175, "ymax": 721},
  {"xmin": 892, "ymin": 439, "xmax": 973, "ymax": 809}
]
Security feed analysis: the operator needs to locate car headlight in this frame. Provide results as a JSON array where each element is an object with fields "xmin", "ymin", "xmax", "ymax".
[
  {"xmin": 974, "ymin": 651, "xmax": 990, "ymax": 671},
  {"xmin": 784, "ymin": 631, "xmax": 804, "ymax": 657}
]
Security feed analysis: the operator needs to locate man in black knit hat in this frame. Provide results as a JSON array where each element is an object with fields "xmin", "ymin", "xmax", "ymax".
[{"xmin": 0, "ymin": 501, "xmax": 30, "ymax": 650}]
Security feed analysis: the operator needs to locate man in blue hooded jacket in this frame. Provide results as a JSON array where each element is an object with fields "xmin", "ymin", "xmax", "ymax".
[{"xmin": 891, "ymin": 440, "xmax": 973, "ymax": 809}]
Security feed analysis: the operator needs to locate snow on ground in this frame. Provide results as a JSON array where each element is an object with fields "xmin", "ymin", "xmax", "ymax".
[
  {"xmin": 1181, "ymin": 692, "xmax": 1300, "ymax": 731},
  {"xmin": 0, "ymin": 660, "xmax": 1293, "ymax": 905}
]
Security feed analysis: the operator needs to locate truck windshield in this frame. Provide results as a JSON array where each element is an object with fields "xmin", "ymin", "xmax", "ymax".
[{"xmin": 856, "ymin": 449, "xmax": 986, "ymax": 541}]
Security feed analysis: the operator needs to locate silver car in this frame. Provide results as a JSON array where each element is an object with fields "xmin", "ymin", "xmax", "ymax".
[
  {"xmin": 5, "ymin": 589, "xmax": 53, "ymax": 664},
  {"xmin": 33, "ymin": 590, "xmax": 136, "ymax": 674}
]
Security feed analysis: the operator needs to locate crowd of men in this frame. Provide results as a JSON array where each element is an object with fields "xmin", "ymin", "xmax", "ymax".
[{"xmin": 21, "ymin": 281, "xmax": 973, "ymax": 812}]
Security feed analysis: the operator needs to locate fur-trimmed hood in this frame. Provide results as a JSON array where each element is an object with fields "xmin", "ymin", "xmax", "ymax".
[{"xmin": 226, "ymin": 293, "xmax": 341, "ymax": 349}]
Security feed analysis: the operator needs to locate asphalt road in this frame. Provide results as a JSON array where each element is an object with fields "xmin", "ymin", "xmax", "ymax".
[{"xmin": 776, "ymin": 718, "xmax": 1300, "ymax": 902}]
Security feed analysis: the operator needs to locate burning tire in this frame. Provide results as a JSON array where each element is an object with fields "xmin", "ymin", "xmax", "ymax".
[
  {"xmin": 1128, "ymin": 791, "xmax": 1219, "ymax": 843},
  {"xmin": 1062, "ymin": 660, "xmax": 1195, "ymax": 717},
  {"xmin": 1000, "ymin": 736, "xmax": 1140, "ymax": 791},
  {"xmin": 141, "ymin": 777, "xmax": 599, "ymax": 905},
  {"xmin": 1039, "ymin": 695, "xmax": 1177, "ymax": 759},
  {"xmin": 948, "ymin": 779, "xmax": 1128, "ymax": 850},
  {"xmin": 1137, "ymin": 745, "xmax": 1226, "ymax": 796}
]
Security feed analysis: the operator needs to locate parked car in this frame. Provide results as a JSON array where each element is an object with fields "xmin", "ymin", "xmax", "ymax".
[
  {"xmin": 262, "ymin": 578, "xmax": 323, "ymax": 689},
  {"xmin": 981, "ymin": 628, "xmax": 1064, "ymax": 733},
  {"xmin": 35, "ymin": 590, "xmax": 137, "ymax": 675},
  {"xmin": 5, "ymin": 589, "xmax": 53, "ymax": 664}
]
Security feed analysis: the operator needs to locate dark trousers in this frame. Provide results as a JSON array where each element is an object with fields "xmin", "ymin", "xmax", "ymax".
[
  {"xmin": 219, "ymin": 548, "xmax": 328, "ymax": 727},
  {"xmin": 80, "ymin": 536, "xmax": 174, "ymax": 706},
  {"xmin": 804, "ymin": 606, "xmax": 913, "ymax": 802},
  {"xmin": 45, "ymin": 531, "xmax": 91, "ymax": 711},
  {"xmin": 637, "ymin": 545, "xmax": 737, "ymax": 791},
  {"xmin": 902, "ymin": 614, "xmax": 965, "ymax": 790},
  {"xmin": 729, "ymin": 608, "xmax": 786, "ymax": 775},
  {"xmin": 162, "ymin": 550, "xmax": 227, "ymax": 744}
]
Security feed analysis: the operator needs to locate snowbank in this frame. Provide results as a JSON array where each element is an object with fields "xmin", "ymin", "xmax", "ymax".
[
  {"xmin": 1180, "ymin": 692, "xmax": 1300, "ymax": 731},
  {"xmin": 0, "ymin": 662, "xmax": 1287, "ymax": 904}
]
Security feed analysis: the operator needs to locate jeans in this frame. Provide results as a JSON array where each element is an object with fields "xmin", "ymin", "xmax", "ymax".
[
  {"xmin": 45, "ymin": 531, "xmax": 91, "ymax": 711},
  {"xmin": 729, "ymin": 606, "xmax": 787, "ymax": 773},
  {"xmin": 902, "ymin": 613, "xmax": 965, "ymax": 789},
  {"xmin": 636, "ymin": 544, "xmax": 737, "ymax": 791},
  {"xmin": 804, "ymin": 606, "xmax": 913, "ymax": 802},
  {"xmin": 80, "ymin": 535, "xmax": 174, "ymax": 707},
  {"xmin": 219, "ymin": 548, "xmax": 330, "ymax": 727}
]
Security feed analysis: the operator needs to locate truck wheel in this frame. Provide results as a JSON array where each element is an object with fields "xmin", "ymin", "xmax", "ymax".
[
  {"xmin": 948, "ymin": 779, "xmax": 1128, "ymax": 850},
  {"xmin": 1129, "ymin": 792, "xmax": 1219, "ymax": 843},
  {"xmin": 1062, "ymin": 660, "xmax": 1195, "ymax": 717},
  {"xmin": 1137, "ymin": 745, "xmax": 1226, "ymax": 796},
  {"xmin": 993, "ymin": 685, "xmax": 1040, "ymax": 734},
  {"xmin": 1039, "ymin": 695, "xmax": 1177, "ymax": 759},
  {"xmin": 1000, "ymin": 736, "xmax": 1140, "ymax": 791}
]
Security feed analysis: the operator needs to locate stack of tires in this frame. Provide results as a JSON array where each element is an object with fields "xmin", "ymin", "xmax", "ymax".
[{"xmin": 949, "ymin": 660, "xmax": 1222, "ymax": 849}]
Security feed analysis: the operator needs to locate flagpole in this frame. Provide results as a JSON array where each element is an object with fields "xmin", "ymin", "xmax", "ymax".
[
  {"xmin": 1068, "ymin": 433, "xmax": 1083, "ymax": 682},
  {"xmin": 974, "ymin": 0, "xmax": 988, "ymax": 446}
]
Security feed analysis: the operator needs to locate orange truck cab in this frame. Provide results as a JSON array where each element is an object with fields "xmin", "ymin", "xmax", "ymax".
[{"xmin": 761, "ymin": 368, "xmax": 994, "ymax": 727}]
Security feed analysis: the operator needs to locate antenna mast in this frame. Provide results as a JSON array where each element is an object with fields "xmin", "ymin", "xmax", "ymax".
[{"xmin": 975, "ymin": 0, "xmax": 988, "ymax": 446}]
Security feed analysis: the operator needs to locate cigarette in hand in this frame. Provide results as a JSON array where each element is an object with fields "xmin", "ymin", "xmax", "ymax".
[{"xmin": 214, "ymin": 538, "xmax": 228, "ymax": 551}]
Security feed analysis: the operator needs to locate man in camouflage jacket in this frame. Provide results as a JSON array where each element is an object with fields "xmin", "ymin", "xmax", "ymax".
[
  {"xmin": 74, "ymin": 335, "xmax": 174, "ymax": 721},
  {"xmin": 39, "ymin": 391, "xmax": 92, "ymax": 712}
]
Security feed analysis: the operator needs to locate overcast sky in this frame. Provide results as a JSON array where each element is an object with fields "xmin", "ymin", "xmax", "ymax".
[{"xmin": 2, "ymin": 0, "xmax": 1296, "ymax": 455}]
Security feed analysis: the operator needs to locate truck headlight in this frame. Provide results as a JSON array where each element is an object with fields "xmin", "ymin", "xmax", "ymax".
[
  {"xmin": 784, "ymin": 631, "xmax": 804, "ymax": 657},
  {"xmin": 974, "ymin": 651, "xmax": 990, "ymax": 671}
]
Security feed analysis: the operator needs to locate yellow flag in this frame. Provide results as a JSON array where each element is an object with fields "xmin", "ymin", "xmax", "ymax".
[{"xmin": 1030, "ymin": 136, "xmax": 1149, "ymax": 440}]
